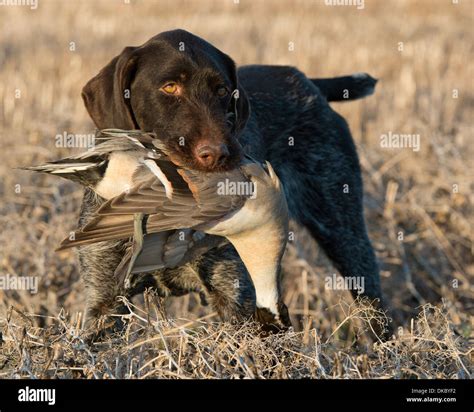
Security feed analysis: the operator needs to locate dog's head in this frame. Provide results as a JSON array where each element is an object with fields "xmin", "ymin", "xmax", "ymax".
[{"xmin": 82, "ymin": 29, "xmax": 250, "ymax": 172}]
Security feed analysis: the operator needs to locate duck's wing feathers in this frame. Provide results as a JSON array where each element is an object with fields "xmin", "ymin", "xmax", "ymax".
[
  {"xmin": 57, "ymin": 167, "xmax": 249, "ymax": 250},
  {"xmin": 113, "ymin": 230, "xmax": 227, "ymax": 285}
]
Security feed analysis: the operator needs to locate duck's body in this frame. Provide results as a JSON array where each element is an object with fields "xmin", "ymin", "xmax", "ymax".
[
  {"xmin": 26, "ymin": 130, "xmax": 173, "ymax": 199},
  {"xmin": 24, "ymin": 130, "xmax": 291, "ymax": 330}
]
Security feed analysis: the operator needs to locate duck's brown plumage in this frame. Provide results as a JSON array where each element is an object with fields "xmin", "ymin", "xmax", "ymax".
[
  {"xmin": 23, "ymin": 129, "xmax": 291, "ymax": 329},
  {"xmin": 57, "ymin": 154, "xmax": 255, "ymax": 250}
]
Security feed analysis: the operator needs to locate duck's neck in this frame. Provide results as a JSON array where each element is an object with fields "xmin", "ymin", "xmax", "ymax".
[{"xmin": 227, "ymin": 222, "xmax": 286, "ymax": 318}]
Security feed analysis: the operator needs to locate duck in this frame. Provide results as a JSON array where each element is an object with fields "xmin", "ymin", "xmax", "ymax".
[{"xmin": 23, "ymin": 129, "xmax": 291, "ymax": 330}]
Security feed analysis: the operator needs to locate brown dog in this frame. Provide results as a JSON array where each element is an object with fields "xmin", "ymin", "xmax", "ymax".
[{"xmin": 78, "ymin": 29, "xmax": 386, "ymax": 336}]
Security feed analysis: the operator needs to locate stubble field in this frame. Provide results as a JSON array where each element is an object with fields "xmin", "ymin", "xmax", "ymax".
[{"xmin": 0, "ymin": 0, "xmax": 472, "ymax": 378}]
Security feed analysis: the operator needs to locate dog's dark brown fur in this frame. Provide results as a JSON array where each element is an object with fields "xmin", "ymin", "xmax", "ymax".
[{"xmin": 78, "ymin": 29, "xmax": 387, "ymax": 336}]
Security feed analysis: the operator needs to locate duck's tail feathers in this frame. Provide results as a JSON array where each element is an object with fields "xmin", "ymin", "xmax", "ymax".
[
  {"xmin": 20, "ymin": 159, "xmax": 107, "ymax": 185},
  {"xmin": 21, "ymin": 162, "xmax": 99, "ymax": 174}
]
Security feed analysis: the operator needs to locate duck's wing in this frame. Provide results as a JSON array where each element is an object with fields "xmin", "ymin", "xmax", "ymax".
[
  {"xmin": 93, "ymin": 130, "xmax": 162, "ymax": 155},
  {"xmin": 57, "ymin": 167, "xmax": 249, "ymax": 250},
  {"xmin": 114, "ymin": 230, "xmax": 228, "ymax": 285}
]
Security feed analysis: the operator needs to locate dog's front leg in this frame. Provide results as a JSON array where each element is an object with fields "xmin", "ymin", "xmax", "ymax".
[{"xmin": 76, "ymin": 188, "xmax": 129, "ymax": 332}]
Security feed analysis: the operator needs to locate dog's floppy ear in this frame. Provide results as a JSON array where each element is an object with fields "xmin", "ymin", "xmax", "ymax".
[
  {"xmin": 82, "ymin": 46, "xmax": 139, "ymax": 129},
  {"xmin": 233, "ymin": 84, "xmax": 250, "ymax": 135}
]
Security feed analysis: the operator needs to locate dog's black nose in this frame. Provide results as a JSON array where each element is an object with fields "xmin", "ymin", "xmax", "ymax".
[{"xmin": 195, "ymin": 143, "xmax": 229, "ymax": 169}]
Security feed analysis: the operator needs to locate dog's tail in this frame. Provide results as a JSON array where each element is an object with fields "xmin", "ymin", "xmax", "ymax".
[{"xmin": 311, "ymin": 73, "xmax": 377, "ymax": 102}]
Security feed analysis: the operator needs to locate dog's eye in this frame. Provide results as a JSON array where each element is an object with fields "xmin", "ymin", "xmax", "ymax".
[
  {"xmin": 217, "ymin": 86, "xmax": 229, "ymax": 97},
  {"xmin": 161, "ymin": 82, "xmax": 179, "ymax": 95}
]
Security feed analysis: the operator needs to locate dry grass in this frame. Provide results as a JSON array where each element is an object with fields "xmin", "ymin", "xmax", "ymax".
[
  {"xmin": 0, "ymin": 0, "xmax": 472, "ymax": 379},
  {"xmin": 1, "ymin": 299, "xmax": 471, "ymax": 379}
]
